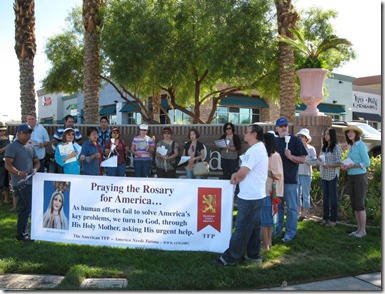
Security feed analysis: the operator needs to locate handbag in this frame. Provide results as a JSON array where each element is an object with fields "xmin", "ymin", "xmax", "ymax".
[{"xmin": 193, "ymin": 161, "xmax": 209, "ymax": 176}]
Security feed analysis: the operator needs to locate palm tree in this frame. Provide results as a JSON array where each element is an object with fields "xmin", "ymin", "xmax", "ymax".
[
  {"xmin": 278, "ymin": 27, "xmax": 353, "ymax": 69},
  {"xmin": 14, "ymin": 0, "xmax": 36, "ymax": 121},
  {"xmin": 82, "ymin": 0, "xmax": 105, "ymax": 124},
  {"xmin": 275, "ymin": 0, "xmax": 300, "ymax": 122}
]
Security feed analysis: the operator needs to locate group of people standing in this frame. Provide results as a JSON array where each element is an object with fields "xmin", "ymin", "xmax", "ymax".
[
  {"xmin": 210, "ymin": 117, "xmax": 371, "ymax": 266},
  {"xmin": 0, "ymin": 114, "xmax": 371, "ymax": 248}
]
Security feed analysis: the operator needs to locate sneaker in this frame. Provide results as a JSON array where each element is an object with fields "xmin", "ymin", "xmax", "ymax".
[
  {"xmin": 209, "ymin": 258, "xmax": 236, "ymax": 267},
  {"xmin": 281, "ymin": 237, "xmax": 293, "ymax": 243},
  {"xmin": 16, "ymin": 236, "xmax": 35, "ymax": 243},
  {"xmin": 326, "ymin": 221, "xmax": 336, "ymax": 227},
  {"xmin": 243, "ymin": 255, "xmax": 262, "ymax": 264}
]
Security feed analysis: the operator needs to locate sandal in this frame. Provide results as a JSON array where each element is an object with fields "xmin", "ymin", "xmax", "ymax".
[{"xmin": 353, "ymin": 233, "xmax": 366, "ymax": 238}]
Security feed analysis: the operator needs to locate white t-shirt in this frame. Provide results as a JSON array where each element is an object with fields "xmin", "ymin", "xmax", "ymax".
[{"xmin": 238, "ymin": 141, "xmax": 268, "ymax": 200}]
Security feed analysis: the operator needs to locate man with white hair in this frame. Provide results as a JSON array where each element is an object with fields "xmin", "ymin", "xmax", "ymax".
[
  {"xmin": 26, "ymin": 112, "xmax": 50, "ymax": 172},
  {"xmin": 274, "ymin": 118, "xmax": 307, "ymax": 243}
]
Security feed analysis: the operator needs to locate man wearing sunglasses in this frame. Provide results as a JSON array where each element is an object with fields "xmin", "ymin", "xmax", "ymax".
[
  {"xmin": 274, "ymin": 118, "xmax": 307, "ymax": 243},
  {"xmin": 5, "ymin": 124, "xmax": 40, "ymax": 242}
]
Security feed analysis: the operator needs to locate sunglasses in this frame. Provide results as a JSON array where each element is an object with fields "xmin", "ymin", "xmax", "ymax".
[
  {"xmin": 278, "ymin": 124, "xmax": 288, "ymax": 128},
  {"xmin": 140, "ymin": 129, "xmax": 147, "ymax": 131},
  {"xmin": 226, "ymin": 127, "xmax": 232, "ymax": 130}
]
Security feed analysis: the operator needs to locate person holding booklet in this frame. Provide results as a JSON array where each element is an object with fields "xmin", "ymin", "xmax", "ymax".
[
  {"xmin": 5, "ymin": 123, "xmax": 40, "ymax": 242},
  {"xmin": 54, "ymin": 128, "xmax": 81, "ymax": 175},
  {"xmin": 104, "ymin": 127, "xmax": 128, "ymax": 177},
  {"xmin": 155, "ymin": 127, "xmax": 179, "ymax": 178},
  {"xmin": 319, "ymin": 128, "xmax": 342, "ymax": 227},
  {"xmin": 80, "ymin": 127, "xmax": 103, "ymax": 175},
  {"xmin": 341, "ymin": 125, "xmax": 371, "ymax": 238},
  {"xmin": 182, "ymin": 128, "xmax": 205, "ymax": 179},
  {"xmin": 217, "ymin": 123, "xmax": 241, "ymax": 180},
  {"xmin": 131, "ymin": 124, "xmax": 155, "ymax": 177}
]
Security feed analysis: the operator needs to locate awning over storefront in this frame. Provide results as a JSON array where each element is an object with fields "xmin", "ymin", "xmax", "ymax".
[
  {"xmin": 149, "ymin": 98, "xmax": 170, "ymax": 110},
  {"xmin": 99, "ymin": 105, "xmax": 116, "ymax": 115},
  {"xmin": 353, "ymin": 111, "xmax": 381, "ymax": 122},
  {"xmin": 41, "ymin": 118, "xmax": 53, "ymax": 124},
  {"xmin": 120, "ymin": 102, "xmax": 140, "ymax": 112},
  {"xmin": 296, "ymin": 103, "xmax": 347, "ymax": 114},
  {"xmin": 220, "ymin": 95, "xmax": 268, "ymax": 108}
]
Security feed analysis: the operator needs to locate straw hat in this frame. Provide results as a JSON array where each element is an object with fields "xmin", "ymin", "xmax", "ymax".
[
  {"xmin": 344, "ymin": 125, "xmax": 363, "ymax": 136},
  {"xmin": 0, "ymin": 121, "xmax": 7, "ymax": 131}
]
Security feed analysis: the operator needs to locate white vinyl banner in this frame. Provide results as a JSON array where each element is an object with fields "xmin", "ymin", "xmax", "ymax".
[{"xmin": 31, "ymin": 173, "xmax": 234, "ymax": 253}]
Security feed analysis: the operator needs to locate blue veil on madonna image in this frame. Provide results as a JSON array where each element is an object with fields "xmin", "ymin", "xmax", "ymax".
[{"xmin": 42, "ymin": 181, "xmax": 70, "ymax": 230}]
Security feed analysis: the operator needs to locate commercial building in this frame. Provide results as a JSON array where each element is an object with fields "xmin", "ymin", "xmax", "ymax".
[{"xmin": 36, "ymin": 74, "xmax": 381, "ymax": 130}]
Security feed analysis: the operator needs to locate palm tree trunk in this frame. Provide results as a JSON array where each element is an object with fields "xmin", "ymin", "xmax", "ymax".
[
  {"xmin": 275, "ymin": 0, "xmax": 299, "ymax": 122},
  {"xmin": 82, "ymin": 0, "xmax": 105, "ymax": 124},
  {"xmin": 14, "ymin": 0, "xmax": 36, "ymax": 121}
]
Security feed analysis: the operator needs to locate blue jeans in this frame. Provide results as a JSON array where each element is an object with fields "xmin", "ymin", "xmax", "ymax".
[
  {"xmin": 321, "ymin": 176, "xmax": 338, "ymax": 222},
  {"xmin": 221, "ymin": 197, "xmax": 263, "ymax": 263},
  {"xmin": 133, "ymin": 160, "xmax": 152, "ymax": 177},
  {"xmin": 260, "ymin": 196, "xmax": 273, "ymax": 227},
  {"xmin": 221, "ymin": 158, "xmax": 239, "ymax": 180},
  {"xmin": 14, "ymin": 184, "xmax": 32, "ymax": 239},
  {"xmin": 106, "ymin": 162, "xmax": 126, "ymax": 177},
  {"xmin": 275, "ymin": 183, "xmax": 298, "ymax": 240},
  {"xmin": 185, "ymin": 169, "xmax": 201, "ymax": 179},
  {"xmin": 298, "ymin": 175, "xmax": 311, "ymax": 209}
]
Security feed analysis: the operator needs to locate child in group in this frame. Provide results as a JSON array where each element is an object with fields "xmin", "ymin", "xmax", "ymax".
[
  {"xmin": 54, "ymin": 128, "xmax": 81, "ymax": 175},
  {"xmin": 261, "ymin": 132, "xmax": 283, "ymax": 250}
]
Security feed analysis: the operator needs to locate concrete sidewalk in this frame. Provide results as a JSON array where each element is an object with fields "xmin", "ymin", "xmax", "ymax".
[
  {"xmin": 0, "ymin": 272, "xmax": 381, "ymax": 290},
  {"xmin": 260, "ymin": 272, "xmax": 381, "ymax": 291}
]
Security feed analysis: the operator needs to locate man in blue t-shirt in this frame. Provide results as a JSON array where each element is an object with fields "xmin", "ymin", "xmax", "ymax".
[{"xmin": 274, "ymin": 118, "xmax": 307, "ymax": 242}]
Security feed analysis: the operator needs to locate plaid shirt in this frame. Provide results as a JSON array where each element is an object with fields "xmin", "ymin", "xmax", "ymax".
[
  {"xmin": 319, "ymin": 145, "xmax": 342, "ymax": 180},
  {"xmin": 97, "ymin": 128, "xmax": 111, "ymax": 152}
]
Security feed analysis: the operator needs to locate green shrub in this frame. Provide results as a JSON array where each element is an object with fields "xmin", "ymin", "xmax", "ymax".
[{"xmin": 310, "ymin": 154, "xmax": 381, "ymax": 226}]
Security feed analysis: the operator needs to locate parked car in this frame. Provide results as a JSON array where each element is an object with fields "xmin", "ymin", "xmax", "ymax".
[{"xmin": 332, "ymin": 121, "xmax": 382, "ymax": 157}]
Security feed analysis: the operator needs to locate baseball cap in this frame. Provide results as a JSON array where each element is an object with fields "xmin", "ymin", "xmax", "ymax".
[
  {"xmin": 276, "ymin": 117, "xmax": 289, "ymax": 127},
  {"xmin": 139, "ymin": 124, "xmax": 148, "ymax": 130},
  {"xmin": 17, "ymin": 123, "xmax": 33, "ymax": 133}
]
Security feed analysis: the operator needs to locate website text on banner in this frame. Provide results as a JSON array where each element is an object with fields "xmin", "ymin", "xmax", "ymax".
[{"xmin": 31, "ymin": 173, "xmax": 234, "ymax": 253}]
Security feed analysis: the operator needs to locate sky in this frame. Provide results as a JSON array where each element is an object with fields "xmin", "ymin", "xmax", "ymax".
[{"xmin": 0, "ymin": 0, "xmax": 382, "ymax": 122}]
